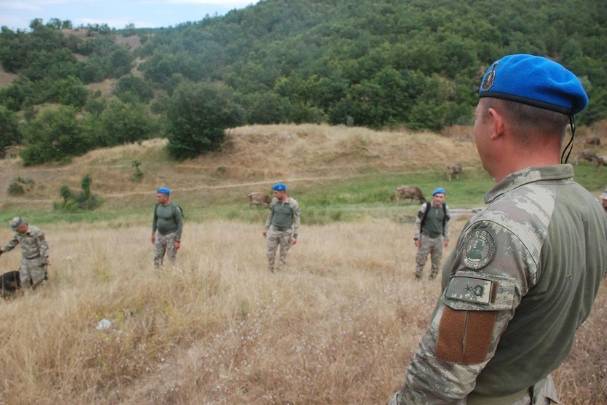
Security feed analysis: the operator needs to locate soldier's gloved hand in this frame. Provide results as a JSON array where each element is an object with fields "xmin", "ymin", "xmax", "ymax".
[
  {"xmin": 174, "ymin": 240, "xmax": 181, "ymax": 250},
  {"xmin": 291, "ymin": 238, "xmax": 297, "ymax": 246},
  {"xmin": 262, "ymin": 231, "xmax": 267, "ymax": 237},
  {"xmin": 414, "ymin": 239, "xmax": 421, "ymax": 248},
  {"xmin": 151, "ymin": 234, "xmax": 156, "ymax": 244}
]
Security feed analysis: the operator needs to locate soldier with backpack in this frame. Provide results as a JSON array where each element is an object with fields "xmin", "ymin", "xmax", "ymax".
[
  {"xmin": 151, "ymin": 186, "xmax": 183, "ymax": 267},
  {"xmin": 413, "ymin": 187, "xmax": 450, "ymax": 280}
]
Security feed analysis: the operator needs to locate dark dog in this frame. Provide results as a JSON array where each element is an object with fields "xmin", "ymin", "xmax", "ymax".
[{"xmin": 0, "ymin": 271, "xmax": 21, "ymax": 297}]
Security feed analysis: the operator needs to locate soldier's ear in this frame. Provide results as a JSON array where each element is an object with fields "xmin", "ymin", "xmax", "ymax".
[{"xmin": 487, "ymin": 107, "xmax": 505, "ymax": 140}]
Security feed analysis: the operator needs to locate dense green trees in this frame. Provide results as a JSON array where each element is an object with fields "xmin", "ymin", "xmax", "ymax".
[
  {"xmin": 167, "ymin": 82, "xmax": 244, "ymax": 159},
  {"xmin": 0, "ymin": 106, "xmax": 20, "ymax": 154},
  {"xmin": 1, "ymin": 0, "xmax": 606, "ymax": 163}
]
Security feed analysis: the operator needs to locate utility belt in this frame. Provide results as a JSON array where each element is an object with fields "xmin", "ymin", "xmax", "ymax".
[
  {"xmin": 271, "ymin": 225, "xmax": 292, "ymax": 232},
  {"xmin": 421, "ymin": 231, "xmax": 442, "ymax": 239},
  {"xmin": 23, "ymin": 254, "xmax": 41, "ymax": 260}
]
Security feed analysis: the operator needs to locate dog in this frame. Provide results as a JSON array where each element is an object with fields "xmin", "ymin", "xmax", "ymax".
[{"xmin": 0, "ymin": 271, "xmax": 21, "ymax": 297}]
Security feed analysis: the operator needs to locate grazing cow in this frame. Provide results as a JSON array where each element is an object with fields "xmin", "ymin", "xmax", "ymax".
[
  {"xmin": 578, "ymin": 150, "xmax": 607, "ymax": 167},
  {"xmin": 393, "ymin": 186, "xmax": 426, "ymax": 204},
  {"xmin": 247, "ymin": 192, "xmax": 271, "ymax": 207},
  {"xmin": 0, "ymin": 271, "xmax": 21, "ymax": 298},
  {"xmin": 446, "ymin": 162, "xmax": 463, "ymax": 181},
  {"xmin": 584, "ymin": 136, "xmax": 601, "ymax": 146}
]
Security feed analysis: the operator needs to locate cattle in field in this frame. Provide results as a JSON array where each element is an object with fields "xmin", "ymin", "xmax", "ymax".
[
  {"xmin": 392, "ymin": 186, "xmax": 426, "ymax": 204},
  {"xmin": 578, "ymin": 150, "xmax": 607, "ymax": 167},
  {"xmin": 446, "ymin": 162, "xmax": 463, "ymax": 181},
  {"xmin": 247, "ymin": 192, "xmax": 271, "ymax": 207}
]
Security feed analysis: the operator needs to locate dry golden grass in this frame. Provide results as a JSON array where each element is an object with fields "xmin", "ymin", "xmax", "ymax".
[
  {"xmin": 0, "ymin": 124, "xmax": 481, "ymax": 205},
  {"xmin": 0, "ymin": 220, "xmax": 604, "ymax": 404}
]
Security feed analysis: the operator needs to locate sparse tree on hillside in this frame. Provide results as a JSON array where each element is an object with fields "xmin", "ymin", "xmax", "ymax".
[
  {"xmin": 167, "ymin": 81, "xmax": 244, "ymax": 159},
  {"xmin": 20, "ymin": 106, "xmax": 90, "ymax": 165},
  {"xmin": 0, "ymin": 106, "xmax": 20, "ymax": 154}
]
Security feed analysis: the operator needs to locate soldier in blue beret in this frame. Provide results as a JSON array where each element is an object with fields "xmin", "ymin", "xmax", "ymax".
[
  {"xmin": 391, "ymin": 55, "xmax": 607, "ymax": 404},
  {"xmin": 151, "ymin": 186, "xmax": 183, "ymax": 267},
  {"xmin": 263, "ymin": 182, "xmax": 300, "ymax": 272}
]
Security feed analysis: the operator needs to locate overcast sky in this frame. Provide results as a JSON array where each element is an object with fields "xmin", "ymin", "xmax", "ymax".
[{"xmin": 0, "ymin": 0, "xmax": 260, "ymax": 30}]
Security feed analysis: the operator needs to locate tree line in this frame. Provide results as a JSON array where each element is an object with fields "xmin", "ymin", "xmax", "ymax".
[{"xmin": 0, "ymin": 0, "xmax": 605, "ymax": 163}]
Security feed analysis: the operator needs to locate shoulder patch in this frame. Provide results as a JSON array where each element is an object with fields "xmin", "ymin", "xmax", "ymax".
[
  {"xmin": 445, "ymin": 276, "xmax": 493, "ymax": 305},
  {"xmin": 463, "ymin": 225, "xmax": 496, "ymax": 270}
]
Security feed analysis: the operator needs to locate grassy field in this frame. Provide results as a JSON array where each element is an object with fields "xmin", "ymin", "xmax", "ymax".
[
  {"xmin": 0, "ymin": 221, "xmax": 604, "ymax": 404},
  {"xmin": 1, "ymin": 162, "xmax": 605, "ymax": 227}
]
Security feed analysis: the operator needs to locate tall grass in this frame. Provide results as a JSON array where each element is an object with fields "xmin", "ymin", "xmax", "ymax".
[{"xmin": 0, "ymin": 220, "xmax": 604, "ymax": 404}]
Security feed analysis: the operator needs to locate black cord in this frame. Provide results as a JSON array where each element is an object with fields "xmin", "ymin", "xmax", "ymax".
[{"xmin": 561, "ymin": 115, "xmax": 576, "ymax": 164}]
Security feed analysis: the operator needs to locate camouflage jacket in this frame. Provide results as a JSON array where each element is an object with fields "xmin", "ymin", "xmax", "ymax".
[
  {"xmin": 1, "ymin": 225, "xmax": 50, "ymax": 262},
  {"xmin": 394, "ymin": 165, "xmax": 607, "ymax": 403},
  {"xmin": 265, "ymin": 197, "xmax": 301, "ymax": 237}
]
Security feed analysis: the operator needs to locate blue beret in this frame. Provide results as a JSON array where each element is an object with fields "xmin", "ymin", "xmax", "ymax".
[
  {"xmin": 432, "ymin": 187, "xmax": 446, "ymax": 196},
  {"xmin": 272, "ymin": 182, "xmax": 287, "ymax": 192},
  {"xmin": 479, "ymin": 54, "xmax": 588, "ymax": 115},
  {"xmin": 156, "ymin": 186, "xmax": 171, "ymax": 195}
]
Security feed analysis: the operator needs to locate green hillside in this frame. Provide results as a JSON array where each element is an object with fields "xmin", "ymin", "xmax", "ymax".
[{"xmin": 0, "ymin": 0, "xmax": 606, "ymax": 164}]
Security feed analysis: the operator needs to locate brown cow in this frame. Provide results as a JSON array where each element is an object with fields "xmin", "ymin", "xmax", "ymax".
[
  {"xmin": 584, "ymin": 136, "xmax": 601, "ymax": 146},
  {"xmin": 392, "ymin": 186, "xmax": 426, "ymax": 204},
  {"xmin": 247, "ymin": 192, "xmax": 271, "ymax": 207},
  {"xmin": 446, "ymin": 162, "xmax": 463, "ymax": 181},
  {"xmin": 578, "ymin": 150, "xmax": 607, "ymax": 167}
]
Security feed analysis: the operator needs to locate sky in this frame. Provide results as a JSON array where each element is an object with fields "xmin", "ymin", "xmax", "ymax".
[{"xmin": 0, "ymin": 0, "xmax": 260, "ymax": 30}]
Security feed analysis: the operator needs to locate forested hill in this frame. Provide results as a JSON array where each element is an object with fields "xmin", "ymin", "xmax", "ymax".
[
  {"xmin": 0, "ymin": 0, "xmax": 606, "ymax": 164},
  {"xmin": 125, "ymin": 0, "xmax": 607, "ymax": 129}
]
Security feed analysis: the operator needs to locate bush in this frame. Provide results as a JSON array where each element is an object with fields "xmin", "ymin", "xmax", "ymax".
[
  {"xmin": 8, "ymin": 177, "xmax": 35, "ymax": 196},
  {"xmin": 166, "ymin": 81, "xmax": 244, "ymax": 159},
  {"xmin": 56, "ymin": 174, "xmax": 101, "ymax": 210},
  {"xmin": 20, "ymin": 106, "xmax": 90, "ymax": 165},
  {"xmin": 0, "ymin": 106, "xmax": 21, "ymax": 153}
]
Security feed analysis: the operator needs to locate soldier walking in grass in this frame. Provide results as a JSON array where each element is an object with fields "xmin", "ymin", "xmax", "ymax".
[
  {"xmin": 0, "ymin": 217, "xmax": 49, "ymax": 289},
  {"xmin": 263, "ymin": 182, "xmax": 300, "ymax": 272},
  {"xmin": 413, "ymin": 187, "xmax": 450, "ymax": 280},
  {"xmin": 151, "ymin": 187, "xmax": 183, "ymax": 267}
]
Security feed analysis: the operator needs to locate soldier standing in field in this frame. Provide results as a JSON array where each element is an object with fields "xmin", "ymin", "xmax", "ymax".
[
  {"xmin": 151, "ymin": 187, "xmax": 183, "ymax": 267},
  {"xmin": 413, "ymin": 187, "xmax": 450, "ymax": 280},
  {"xmin": 0, "ymin": 217, "xmax": 49, "ymax": 289},
  {"xmin": 390, "ymin": 54, "xmax": 607, "ymax": 404},
  {"xmin": 263, "ymin": 182, "xmax": 300, "ymax": 272}
]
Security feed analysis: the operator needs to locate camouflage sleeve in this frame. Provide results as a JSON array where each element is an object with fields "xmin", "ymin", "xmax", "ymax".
[
  {"xmin": 444, "ymin": 204, "xmax": 451, "ymax": 240},
  {"xmin": 152, "ymin": 204, "xmax": 158, "ymax": 234},
  {"xmin": 174, "ymin": 204, "xmax": 183, "ymax": 241},
  {"xmin": 1, "ymin": 235, "xmax": 19, "ymax": 253},
  {"xmin": 394, "ymin": 220, "xmax": 535, "ymax": 403},
  {"xmin": 291, "ymin": 199, "xmax": 301, "ymax": 238},
  {"xmin": 414, "ymin": 204, "xmax": 426, "ymax": 240},
  {"xmin": 36, "ymin": 229, "xmax": 49, "ymax": 262},
  {"xmin": 265, "ymin": 202, "xmax": 274, "ymax": 230}
]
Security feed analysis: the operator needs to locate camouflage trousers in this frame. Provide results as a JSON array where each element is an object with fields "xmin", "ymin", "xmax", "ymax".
[
  {"xmin": 266, "ymin": 227, "xmax": 293, "ymax": 272},
  {"xmin": 20, "ymin": 256, "xmax": 47, "ymax": 289},
  {"xmin": 415, "ymin": 235, "xmax": 443, "ymax": 279},
  {"xmin": 389, "ymin": 375, "xmax": 558, "ymax": 405},
  {"xmin": 154, "ymin": 232, "xmax": 178, "ymax": 267}
]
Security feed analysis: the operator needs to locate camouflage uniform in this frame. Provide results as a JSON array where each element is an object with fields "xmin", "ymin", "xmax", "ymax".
[
  {"xmin": 1, "ymin": 225, "xmax": 49, "ymax": 288},
  {"xmin": 265, "ymin": 197, "xmax": 300, "ymax": 272},
  {"xmin": 391, "ymin": 165, "xmax": 607, "ymax": 404},
  {"xmin": 152, "ymin": 202, "xmax": 183, "ymax": 267},
  {"xmin": 414, "ymin": 202, "xmax": 450, "ymax": 279}
]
